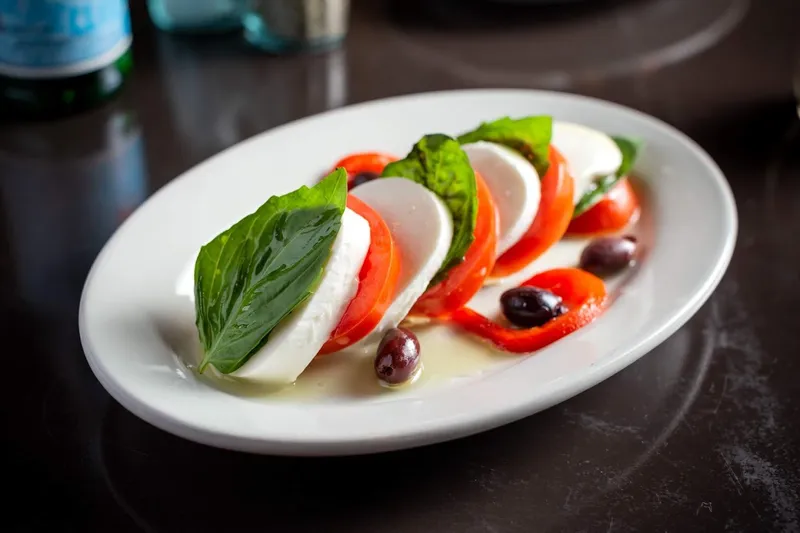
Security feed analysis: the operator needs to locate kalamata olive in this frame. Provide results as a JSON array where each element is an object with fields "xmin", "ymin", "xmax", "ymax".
[
  {"xmin": 579, "ymin": 235, "xmax": 638, "ymax": 277},
  {"xmin": 500, "ymin": 286, "xmax": 567, "ymax": 328},
  {"xmin": 349, "ymin": 171, "xmax": 379, "ymax": 190},
  {"xmin": 374, "ymin": 327, "xmax": 421, "ymax": 385}
]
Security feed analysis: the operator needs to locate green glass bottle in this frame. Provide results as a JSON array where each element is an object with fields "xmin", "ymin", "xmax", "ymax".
[{"xmin": 0, "ymin": 1, "xmax": 133, "ymax": 120}]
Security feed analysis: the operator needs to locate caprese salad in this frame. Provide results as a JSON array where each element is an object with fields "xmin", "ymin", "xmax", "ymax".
[{"xmin": 192, "ymin": 116, "xmax": 643, "ymax": 389}]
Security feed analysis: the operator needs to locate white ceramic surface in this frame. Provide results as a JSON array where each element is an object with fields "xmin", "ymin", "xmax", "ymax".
[{"xmin": 79, "ymin": 89, "xmax": 737, "ymax": 456}]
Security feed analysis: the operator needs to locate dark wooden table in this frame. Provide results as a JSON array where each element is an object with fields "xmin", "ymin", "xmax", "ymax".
[{"xmin": 3, "ymin": 0, "xmax": 799, "ymax": 531}]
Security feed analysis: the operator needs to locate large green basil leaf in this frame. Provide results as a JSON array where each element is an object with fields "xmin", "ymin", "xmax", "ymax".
[
  {"xmin": 381, "ymin": 134, "xmax": 478, "ymax": 284},
  {"xmin": 457, "ymin": 115, "xmax": 552, "ymax": 177},
  {"xmin": 194, "ymin": 169, "xmax": 347, "ymax": 374},
  {"xmin": 573, "ymin": 136, "xmax": 643, "ymax": 217}
]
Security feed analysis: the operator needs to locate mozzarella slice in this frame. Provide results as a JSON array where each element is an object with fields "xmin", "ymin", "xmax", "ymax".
[
  {"xmin": 463, "ymin": 141, "xmax": 541, "ymax": 255},
  {"xmin": 552, "ymin": 121, "xmax": 623, "ymax": 205},
  {"xmin": 231, "ymin": 208, "xmax": 371, "ymax": 384},
  {"xmin": 351, "ymin": 177, "xmax": 453, "ymax": 347}
]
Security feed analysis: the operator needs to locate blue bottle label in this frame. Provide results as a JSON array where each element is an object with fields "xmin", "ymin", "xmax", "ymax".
[{"xmin": 0, "ymin": 0, "xmax": 131, "ymax": 79}]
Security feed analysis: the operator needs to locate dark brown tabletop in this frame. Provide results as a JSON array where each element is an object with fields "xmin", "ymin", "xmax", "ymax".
[{"xmin": 3, "ymin": 0, "xmax": 800, "ymax": 531}]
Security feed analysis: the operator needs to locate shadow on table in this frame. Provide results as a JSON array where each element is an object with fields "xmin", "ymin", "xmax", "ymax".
[
  {"xmin": 98, "ymin": 401, "xmax": 569, "ymax": 531},
  {"xmin": 381, "ymin": 0, "xmax": 645, "ymax": 31},
  {"xmin": 686, "ymin": 97, "xmax": 799, "ymax": 168}
]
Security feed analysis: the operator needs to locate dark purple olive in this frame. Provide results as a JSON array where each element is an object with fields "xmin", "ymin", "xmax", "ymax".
[
  {"xmin": 375, "ymin": 328, "xmax": 421, "ymax": 385},
  {"xmin": 500, "ymin": 286, "xmax": 567, "ymax": 328},
  {"xmin": 349, "ymin": 171, "xmax": 379, "ymax": 190},
  {"xmin": 579, "ymin": 235, "xmax": 638, "ymax": 277}
]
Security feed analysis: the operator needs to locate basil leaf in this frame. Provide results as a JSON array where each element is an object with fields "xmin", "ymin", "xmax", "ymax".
[
  {"xmin": 573, "ymin": 136, "xmax": 643, "ymax": 217},
  {"xmin": 457, "ymin": 115, "xmax": 553, "ymax": 177},
  {"xmin": 194, "ymin": 169, "xmax": 347, "ymax": 374},
  {"xmin": 381, "ymin": 134, "xmax": 478, "ymax": 284}
]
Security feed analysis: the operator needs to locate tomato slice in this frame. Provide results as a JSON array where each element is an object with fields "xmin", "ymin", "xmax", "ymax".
[
  {"xmin": 449, "ymin": 268, "xmax": 607, "ymax": 353},
  {"xmin": 567, "ymin": 178, "xmax": 640, "ymax": 236},
  {"xmin": 319, "ymin": 196, "xmax": 402, "ymax": 354},
  {"xmin": 411, "ymin": 172, "xmax": 498, "ymax": 318},
  {"xmin": 332, "ymin": 152, "xmax": 398, "ymax": 183},
  {"xmin": 491, "ymin": 147, "xmax": 575, "ymax": 278}
]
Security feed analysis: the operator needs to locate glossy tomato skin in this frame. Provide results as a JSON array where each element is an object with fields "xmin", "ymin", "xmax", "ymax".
[
  {"xmin": 491, "ymin": 147, "xmax": 575, "ymax": 278},
  {"xmin": 319, "ymin": 195, "xmax": 401, "ymax": 354},
  {"xmin": 412, "ymin": 172, "xmax": 498, "ymax": 318},
  {"xmin": 567, "ymin": 178, "xmax": 640, "ymax": 236},
  {"xmin": 332, "ymin": 152, "xmax": 398, "ymax": 188}
]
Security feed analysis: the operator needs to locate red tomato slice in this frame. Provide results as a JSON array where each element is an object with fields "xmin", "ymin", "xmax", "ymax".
[
  {"xmin": 567, "ymin": 178, "xmax": 640, "ymax": 236},
  {"xmin": 332, "ymin": 152, "xmax": 398, "ymax": 184},
  {"xmin": 491, "ymin": 147, "xmax": 575, "ymax": 278},
  {"xmin": 450, "ymin": 268, "xmax": 607, "ymax": 353},
  {"xmin": 319, "ymin": 196, "xmax": 402, "ymax": 354},
  {"xmin": 411, "ymin": 172, "xmax": 498, "ymax": 318}
]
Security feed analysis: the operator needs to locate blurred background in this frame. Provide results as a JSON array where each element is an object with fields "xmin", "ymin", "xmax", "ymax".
[{"xmin": 2, "ymin": 1, "xmax": 800, "ymax": 532}]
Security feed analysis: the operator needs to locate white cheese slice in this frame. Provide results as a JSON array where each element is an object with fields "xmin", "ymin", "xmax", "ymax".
[
  {"xmin": 350, "ymin": 177, "xmax": 453, "ymax": 348},
  {"xmin": 231, "ymin": 208, "xmax": 371, "ymax": 384},
  {"xmin": 552, "ymin": 121, "xmax": 623, "ymax": 205},
  {"xmin": 463, "ymin": 141, "xmax": 541, "ymax": 255}
]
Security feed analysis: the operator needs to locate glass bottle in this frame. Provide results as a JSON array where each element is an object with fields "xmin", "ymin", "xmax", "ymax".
[
  {"xmin": 242, "ymin": 0, "xmax": 349, "ymax": 53},
  {"xmin": 146, "ymin": 0, "xmax": 242, "ymax": 34},
  {"xmin": 0, "ymin": 1, "xmax": 134, "ymax": 120}
]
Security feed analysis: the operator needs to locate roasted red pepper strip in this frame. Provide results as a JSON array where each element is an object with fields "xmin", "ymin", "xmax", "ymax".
[{"xmin": 449, "ymin": 268, "xmax": 607, "ymax": 353}]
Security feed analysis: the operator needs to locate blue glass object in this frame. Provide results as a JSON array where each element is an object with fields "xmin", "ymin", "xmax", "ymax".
[
  {"xmin": 147, "ymin": 0, "xmax": 242, "ymax": 33},
  {"xmin": 242, "ymin": 0, "xmax": 349, "ymax": 53}
]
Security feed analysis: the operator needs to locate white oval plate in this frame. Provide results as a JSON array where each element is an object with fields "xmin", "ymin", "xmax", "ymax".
[{"xmin": 79, "ymin": 90, "xmax": 736, "ymax": 456}]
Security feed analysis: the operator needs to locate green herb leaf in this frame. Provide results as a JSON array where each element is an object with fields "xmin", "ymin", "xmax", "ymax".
[
  {"xmin": 381, "ymin": 134, "xmax": 478, "ymax": 284},
  {"xmin": 194, "ymin": 169, "xmax": 347, "ymax": 374},
  {"xmin": 573, "ymin": 136, "xmax": 643, "ymax": 217},
  {"xmin": 457, "ymin": 115, "xmax": 553, "ymax": 177}
]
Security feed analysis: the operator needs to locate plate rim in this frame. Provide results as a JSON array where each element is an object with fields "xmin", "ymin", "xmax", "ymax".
[{"xmin": 79, "ymin": 88, "xmax": 738, "ymax": 456}]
